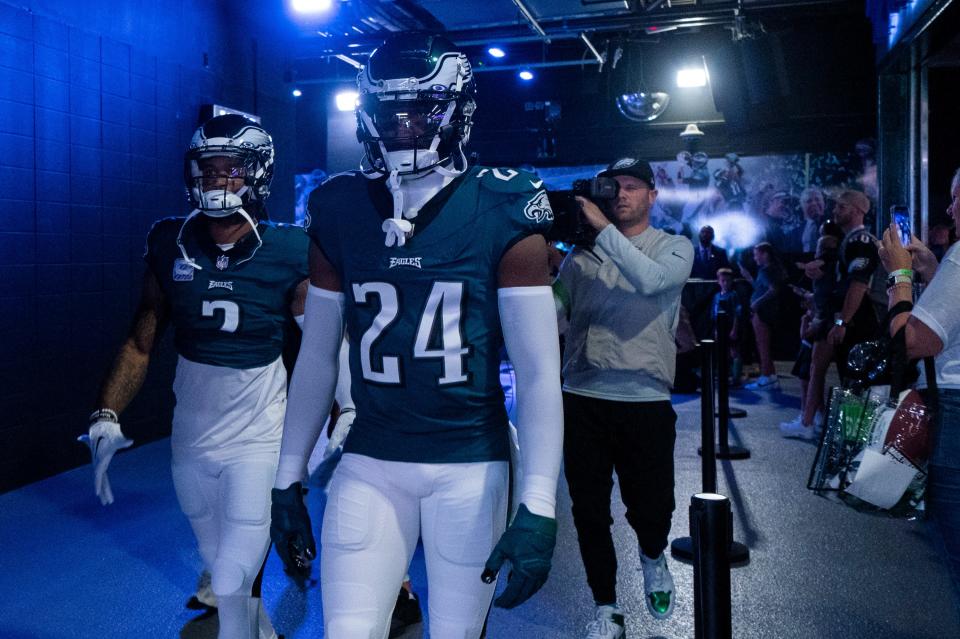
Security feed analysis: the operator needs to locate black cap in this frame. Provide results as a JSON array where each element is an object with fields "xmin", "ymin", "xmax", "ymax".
[{"xmin": 597, "ymin": 157, "xmax": 655, "ymax": 188}]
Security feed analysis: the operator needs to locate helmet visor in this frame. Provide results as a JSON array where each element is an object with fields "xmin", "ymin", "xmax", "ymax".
[
  {"xmin": 361, "ymin": 96, "xmax": 454, "ymax": 151},
  {"xmin": 185, "ymin": 148, "xmax": 255, "ymax": 191}
]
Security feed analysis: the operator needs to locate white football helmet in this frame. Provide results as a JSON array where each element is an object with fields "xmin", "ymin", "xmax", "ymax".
[
  {"xmin": 178, "ymin": 114, "xmax": 274, "ymax": 269},
  {"xmin": 184, "ymin": 114, "xmax": 275, "ymax": 217},
  {"xmin": 356, "ymin": 33, "xmax": 476, "ymax": 178}
]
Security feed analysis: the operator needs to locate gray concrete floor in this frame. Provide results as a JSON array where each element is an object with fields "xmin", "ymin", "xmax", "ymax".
[{"xmin": 1, "ymin": 363, "xmax": 957, "ymax": 638}]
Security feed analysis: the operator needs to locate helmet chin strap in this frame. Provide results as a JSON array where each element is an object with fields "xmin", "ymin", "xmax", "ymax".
[
  {"xmin": 176, "ymin": 206, "xmax": 263, "ymax": 268},
  {"xmin": 381, "ymin": 165, "xmax": 456, "ymax": 248}
]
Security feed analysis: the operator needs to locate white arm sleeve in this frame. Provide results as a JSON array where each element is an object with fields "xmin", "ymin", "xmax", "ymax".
[
  {"xmin": 275, "ymin": 285, "xmax": 345, "ymax": 489},
  {"xmin": 498, "ymin": 286, "xmax": 564, "ymax": 519},
  {"xmin": 334, "ymin": 337, "xmax": 354, "ymax": 412},
  {"xmin": 594, "ymin": 225, "xmax": 693, "ymax": 295}
]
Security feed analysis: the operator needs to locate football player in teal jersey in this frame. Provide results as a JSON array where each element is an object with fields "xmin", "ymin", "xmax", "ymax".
[
  {"xmin": 80, "ymin": 114, "xmax": 309, "ymax": 639},
  {"xmin": 270, "ymin": 34, "xmax": 565, "ymax": 638}
]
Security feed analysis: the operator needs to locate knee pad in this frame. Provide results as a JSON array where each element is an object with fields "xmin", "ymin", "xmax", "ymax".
[
  {"xmin": 211, "ymin": 558, "xmax": 255, "ymax": 598},
  {"xmin": 324, "ymin": 583, "xmax": 385, "ymax": 639},
  {"xmin": 325, "ymin": 618, "xmax": 383, "ymax": 639}
]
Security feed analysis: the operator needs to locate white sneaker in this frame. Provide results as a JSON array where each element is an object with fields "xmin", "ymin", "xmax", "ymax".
[
  {"xmin": 745, "ymin": 375, "xmax": 779, "ymax": 391},
  {"xmin": 779, "ymin": 420, "xmax": 818, "ymax": 441},
  {"xmin": 640, "ymin": 552, "xmax": 675, "ymax": 620},
  {"xmin": 778, "ymin": 414, "xmax": 802, "ymax": 430},
  {"xmin": 813, "ymin": 410, "xmax": 825, "ymax": 429},
  {"xmin": 584, "ymin": 605, "xmax": 625, "ymax": 639}
]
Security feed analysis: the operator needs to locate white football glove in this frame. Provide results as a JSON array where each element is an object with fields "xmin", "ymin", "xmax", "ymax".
[
  {"xmin": 78, "ymin": 420, "xmax": 133, "ymax": 505},
  {"xmin": 324, "ymin": 408, "xmax": 356, "ymax": 459}
]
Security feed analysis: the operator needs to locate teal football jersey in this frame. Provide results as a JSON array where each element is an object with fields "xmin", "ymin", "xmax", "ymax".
[
  {"xmin": 145, "ymin": 218, "xmax": 309, "ymax": 369},
  {"xmin": 307, "ymin": 166, "xmax": 553, "ymax": 464}
]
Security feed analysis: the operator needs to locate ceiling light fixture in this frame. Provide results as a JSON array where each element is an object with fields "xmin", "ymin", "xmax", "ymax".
[
  {"xmin": 335, "ymin": 90, "xmax": 358, "ymax": 111},
  {"xmin": 677, "ymin": 68, "xmax": 707, "ymax": 88},
  {"xmin": 488, "ymin": 46, "xmax": 506, "ymax": 58},
  {"xmin": 291, "ymin": 0, "xmax": 332, "ymax": 14},
  {"xmin": 518, "ymin": 70, "xmax": 534, "ymax": 81},
  {"xmin": 292, "ymin": 88, "xmax": 303, "ymax": 97}
]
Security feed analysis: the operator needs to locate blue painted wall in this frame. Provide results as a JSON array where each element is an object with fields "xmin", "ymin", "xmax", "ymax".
[{"xmin": 0, "ymin": 0, "xmax": 300, "ymax": 491}]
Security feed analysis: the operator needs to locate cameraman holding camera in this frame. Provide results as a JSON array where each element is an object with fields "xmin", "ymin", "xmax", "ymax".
[{"xmin": 553, "ymin": 158, "xmax": 693, "ymax": 638}]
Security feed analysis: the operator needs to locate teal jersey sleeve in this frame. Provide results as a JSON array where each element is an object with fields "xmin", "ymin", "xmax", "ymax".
[
  {"xmin": 473, "ymin": 166, "xmax": 554, "ymax": 261},
  {"xmin": 143, "ymin": 216, "xmax": 182, "ymax": 278},
  {"xmin": 305, "ymin": 172, "xmax": 358, "ymax": 279}
]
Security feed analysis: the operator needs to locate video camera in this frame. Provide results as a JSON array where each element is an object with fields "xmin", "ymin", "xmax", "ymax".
[{"xmin": 545, "ymin": 176, "xmax": 620, "ymax": 245}]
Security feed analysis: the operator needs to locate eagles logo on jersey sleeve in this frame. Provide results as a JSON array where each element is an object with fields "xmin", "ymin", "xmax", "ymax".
[
  {"xmin": 842, "ymin": 230, "xmax": 879, "ymax": 285},
  {"xmin": 472, "ymin": 166, "xmax": 553, "ymax": 253}
]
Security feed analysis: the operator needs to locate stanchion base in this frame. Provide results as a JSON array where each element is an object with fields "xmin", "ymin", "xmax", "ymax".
[
  {"xmin": 670, "ymin": 536, "xmax": 750, "ymax": 566},
  {"xmin": 716, "ymin": 445, "xmax": 751, "ymax": 460},
  {"xmin": 729, "ymin": 540, "xmax": 750, "ymax": 565},
  {"xmin": 670, "ymin": 536, "xmax": 694, "ymax": 561},
  {"xmin": 697, "ymin": 445, "xmax": 751, "ymax": 460},
  {"xmin": 716, "ymin": 408, "xmax": 748, "ymax": 418}
]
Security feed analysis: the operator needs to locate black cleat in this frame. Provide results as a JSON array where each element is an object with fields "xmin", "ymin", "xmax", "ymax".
[{"xmin": 389, "ymin": 587, "xmax": 423, "ymax": 638}]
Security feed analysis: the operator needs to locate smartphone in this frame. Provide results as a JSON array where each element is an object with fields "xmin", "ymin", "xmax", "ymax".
[{"xmin": 891, "ymin": 205, "xmax": 911, "ymax": 246}]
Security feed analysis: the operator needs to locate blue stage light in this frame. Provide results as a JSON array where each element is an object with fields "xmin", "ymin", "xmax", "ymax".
[
  {"xmin": 488, "ymin": 47, "xmax": 506, "ymax": 58},
  {"xmin": 518, "ymin": 70, "xmax": 534, "ymax": 81},
  {"xmin": 292, "ymin": 88, "xmax": 303, "ymax": 97},
  {"xmin": 335, "ymin": 90, "xmax": 358, "ymax": 111},
  {"xmin": 292, "ymin": 0, "xmax": 332, "ymax": 14}
]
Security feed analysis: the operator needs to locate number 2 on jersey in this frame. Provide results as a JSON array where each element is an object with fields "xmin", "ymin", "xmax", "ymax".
[
  {"xmin": 202, "ymin": 300, "xmax": 239, "ymax": 333},
  {"xmin": 353, "ymin": 281, "xmax": 469, "ymax": 385}
]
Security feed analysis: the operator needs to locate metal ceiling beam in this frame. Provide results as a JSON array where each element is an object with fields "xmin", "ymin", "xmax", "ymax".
[
  {"xmin": 472, "ymin": 58, "xmax": 602, "ymax": 72},
  {"xmin": 580, "ymin": 32, "xmax": 605, "ymax": 64},
  {"xmin": 293, "ymin": 0, "xmax": 854, "ymax": 59},
  {"xmin": 511, "ymin": 0, "xmax": 548, "ymax": 38}
]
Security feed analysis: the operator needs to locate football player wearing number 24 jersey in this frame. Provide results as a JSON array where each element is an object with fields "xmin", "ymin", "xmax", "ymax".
[{"xmin": 270, "ymin": 33, "xmax": 564, "ymax": 638}]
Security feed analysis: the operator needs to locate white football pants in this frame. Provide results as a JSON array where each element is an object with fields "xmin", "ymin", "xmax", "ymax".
[
  {"xmin": 321, "ymin": 453, "xmax": 509, "ymax": 639},
  {"xmin": 172, "ymin": 450, "xmax": 279, "ymax": 639}
]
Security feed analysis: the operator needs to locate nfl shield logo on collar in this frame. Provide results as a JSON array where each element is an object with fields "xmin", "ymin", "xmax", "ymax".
[{"xmin": 216, "ymin": 254, "xmax": 229, "ymax": 270}]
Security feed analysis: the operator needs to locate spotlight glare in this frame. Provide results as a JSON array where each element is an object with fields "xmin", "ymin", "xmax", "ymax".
[
  {"xmin": 292, "ymin": 0, "xmax": 332, "ymax": 13},
  {"xmin": 518, "ymin": 70, "xmax": 534, "ymax": 81},
  {"xmin": 488, "ymin": 46, "xmax": 506, "ymax": 58},
  {"xmin": 676, "ymin": 68, "xmax": 707, "ymax": 88},
  {"xmin": 292, "ymin": 88, "xmax": 303, "ymax": 97},
  {"xmin": 335, "ymin": 90, "xmax": 358, "ymax": 111}
]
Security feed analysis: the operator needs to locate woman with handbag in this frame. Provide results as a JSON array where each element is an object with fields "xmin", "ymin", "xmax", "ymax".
[{"xmin": 879, "ymin": 168, "xmax": 960, "ymax": 608}]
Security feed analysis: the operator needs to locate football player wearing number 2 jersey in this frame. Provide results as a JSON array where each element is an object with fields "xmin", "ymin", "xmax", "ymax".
[
  {"xmin": 80, "ymin": 114, "xmax": 313, "ymax": 639},
  {"xmin": 271, "ymin": 34, "xmax": 564, "ymax": 638}
]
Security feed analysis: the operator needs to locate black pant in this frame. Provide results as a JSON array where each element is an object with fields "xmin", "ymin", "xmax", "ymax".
[{"xmin": 562, "ymin": 392, "xmax": 677, "ymax": 606}]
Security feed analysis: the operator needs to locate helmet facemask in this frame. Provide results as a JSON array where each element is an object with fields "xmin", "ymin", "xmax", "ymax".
[
  {"xmin": 357, "ymin": 87, "xmax": 474, "ymax": 178},
  {"xmin": 185, "ymin": 149, "xmax": 261, "ymax": 218}
]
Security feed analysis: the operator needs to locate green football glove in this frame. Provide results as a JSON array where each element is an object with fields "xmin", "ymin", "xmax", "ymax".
[
  {"xmin": 481, "ymin": 504, "xmax": 557, "ymax": 609},
  {"xmin": 270, "ymin": 482, "xmax": 316, "ymax": 577}
]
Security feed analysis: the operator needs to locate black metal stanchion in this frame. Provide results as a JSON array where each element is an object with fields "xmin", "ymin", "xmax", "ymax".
[
  {"xmin": 692, "ymin": 493, "xmax": 733, "ymax": 639},
  {"xmin": 714, "ymin": 307, "xmax": 747, "ymax": 419},
  {"xmin": 715, "ymin": 310, "xmax": 750, "ymax": 460},
  {"xmin": 672, "ymin": 341, "xmax": 716, "ymax": 560},
  {"xmin": 674, "ymin": 339, "xmax": 750, "ymax": 565}
]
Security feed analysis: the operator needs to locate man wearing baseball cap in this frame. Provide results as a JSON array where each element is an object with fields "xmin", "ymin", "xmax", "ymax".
[{"xmin": 553, "ymin": 156, "xmax": 693, "ymax": 638}]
